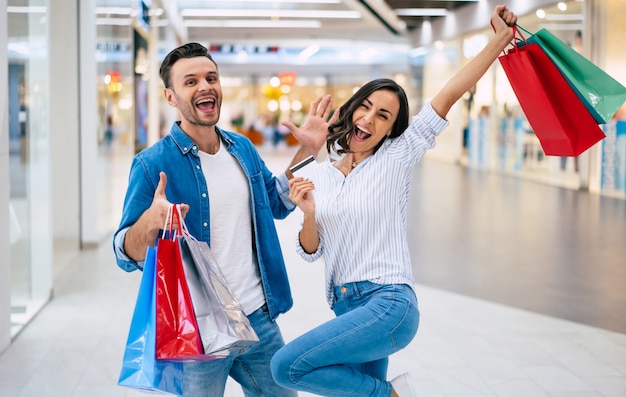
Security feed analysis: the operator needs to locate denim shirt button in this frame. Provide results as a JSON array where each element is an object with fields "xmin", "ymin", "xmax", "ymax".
[
  {"xmin": 192, "ymin": 146, "xmax": 197, "ymax": 151},
  {"xmin": 203, "ymin": 222, "xmax": 208, "ymax": 227},
  {"xmin": 202, "ymin": 193, "xmax": 207, "ymax": 198},
  {"xmin": 196, "ymin": 165, "xmax": 200, "ymax": 169}
]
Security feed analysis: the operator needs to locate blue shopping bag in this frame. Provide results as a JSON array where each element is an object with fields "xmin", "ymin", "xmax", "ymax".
[{"xmin": 118, "ymin": 246, "xmax": 184, "ymax": 395}]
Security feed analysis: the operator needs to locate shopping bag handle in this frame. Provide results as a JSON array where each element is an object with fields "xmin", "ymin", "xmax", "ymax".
[
  {"xmin": 491, "ymin": 23, "xmax": 528, "ymax": 54},
  {"xmin": 161, "ymin": 203, "xmax": 188, "ymax": 241},
  {"xmin": 512, "ymin": 25, "xmax": 529, "ymax": 49},
  {"xmin": 515, "ymin": 24, "xmax": 533, "ymax": 38},
  {"xmin": 172, "ymin": 204, "xmax": 195, "ymax": 240},
  {"xmin": 161, "ymin": 204, "xmax": 172, "ymax": 239},
  {"xmin": 161, "ymin": 203, "xmax": 196, "ymax": 241}
]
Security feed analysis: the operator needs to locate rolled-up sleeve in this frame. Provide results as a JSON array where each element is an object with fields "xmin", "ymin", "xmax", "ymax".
[
  {"xmin": 276, "ymin": 172, "xmax": 296, "ymax": 211},
  {"xmin": 294, "ymin": 230, "xmax": 323, "ymax": 262},
  {"xmin": 113, "ymin": 227, "xmax": 142, "ymax": 271}
]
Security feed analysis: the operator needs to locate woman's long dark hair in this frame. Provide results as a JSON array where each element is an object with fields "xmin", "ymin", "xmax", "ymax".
[{"xmin": 326, "ymin": 78, "xmax": 410, "ymax": 156}]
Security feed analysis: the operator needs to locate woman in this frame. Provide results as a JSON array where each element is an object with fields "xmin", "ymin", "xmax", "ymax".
[{"xmin": 271, "ymin": 5, "xmax": 517, "ymax": 397}]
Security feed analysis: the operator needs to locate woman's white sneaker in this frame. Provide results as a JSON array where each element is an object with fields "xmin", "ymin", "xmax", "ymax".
[{"xmin": 390, "ymin": 372, "xmax": 418, "ymax": 397}]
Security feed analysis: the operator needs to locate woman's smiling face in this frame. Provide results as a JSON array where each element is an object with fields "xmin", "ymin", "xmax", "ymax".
[{"xmin": 349, "ymin": 89, "xmax": 400, "ymax": 156}]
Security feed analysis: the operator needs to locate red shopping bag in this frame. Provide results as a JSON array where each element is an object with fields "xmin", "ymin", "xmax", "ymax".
[
  {"xmin": 498, "ymin": 27, "xmax": 605, "ymax": 156},
  {"xmin": 155, "ymin": 204, "xmax": 204, "ymax": 361}
]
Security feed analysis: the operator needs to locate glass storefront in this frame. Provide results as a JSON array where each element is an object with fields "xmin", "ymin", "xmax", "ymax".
[
  {"xmin": 7, "ymin": 0, "xmax": 53, "ymax": 336},
  {"xmin": 95, "ymin": 17, "xmax": 135, "ymax": 242},
  {"xmin": 598, "ymin": 0, "xmax": 626, "ymax": 198}
]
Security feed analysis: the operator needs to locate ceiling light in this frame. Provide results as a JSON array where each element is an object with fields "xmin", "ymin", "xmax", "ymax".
[
  {"xmin": 184, "ymin": 20, "xmax": 322, "ymax": 28},
  {"xmin": 545, "ymin": 14, "xmax": 583, "ymax": 21},
  {"xmin": 539, "ymin": 23, "xmax": 584, "ymax": 31},
  {"xmin": 395, "ymin": 8, "xmax": 447, "ymax": 17},
  {"xmin": 536, "ymin": 9, "xmax": 546, "ymax": 19},
  {"xmin": 557, "ymin": 2, "xmax": 568, "ymax": 11},
  {"xmin": 181, "ymin": 9, "xmax": 360, "ymax": 19}
]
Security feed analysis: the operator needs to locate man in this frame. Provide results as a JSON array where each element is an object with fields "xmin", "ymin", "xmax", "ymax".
[{"xmin": 113, "ymin": 42, "xmax": 330, "ymax": 396}]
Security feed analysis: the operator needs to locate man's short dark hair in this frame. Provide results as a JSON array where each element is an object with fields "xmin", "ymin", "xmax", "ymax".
[{"xmin": 159, "ymin": 42, "xmax": 217, "ymax": 88}]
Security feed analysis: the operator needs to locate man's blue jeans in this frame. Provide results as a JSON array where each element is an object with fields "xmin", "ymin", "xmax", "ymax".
[
  {"xmin": 182, "ymin": 304, "xmax": 296, "ymax": 396},
  {"xmin": 271, "ymin": 281, "xmax": 420, "ymax": 397}
]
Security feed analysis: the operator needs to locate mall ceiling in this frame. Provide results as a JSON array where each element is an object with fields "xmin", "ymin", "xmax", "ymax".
[
  {"xmin": 7, "ymin": 1, "xmax": 584, "ymax": 79},
  {"xmin": 97, "ymin": 0, "xmax": 477, "ymax": 45},
  {"xmin": 88, "ymin": 0, "xmax": 479, "ymax": 78},
  {"xmin": 3, "ymin": 0, "xmax": 476, "ymax": 79}
]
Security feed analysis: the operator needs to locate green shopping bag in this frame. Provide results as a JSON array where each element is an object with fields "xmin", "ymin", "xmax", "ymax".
[{"xmin": 518, "ymin": 25, "xmax": 626, "ymax": 124}]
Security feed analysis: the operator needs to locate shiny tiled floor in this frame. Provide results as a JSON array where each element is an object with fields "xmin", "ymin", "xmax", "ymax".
[
  {"xmin": 1, "ymin": 149, "xmax": 625, "ymax": 397},
  {"xmin": 407, "ymin": 160, "xmax": 626, "ymax": 335}
]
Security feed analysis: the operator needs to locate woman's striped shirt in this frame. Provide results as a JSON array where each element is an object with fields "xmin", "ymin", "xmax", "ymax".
[{"xmin": 296, "ymin": 102, "xmax": 449, "ymax": 306}]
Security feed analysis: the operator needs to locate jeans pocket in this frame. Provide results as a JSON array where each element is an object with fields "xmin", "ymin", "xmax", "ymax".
[{"xmin": 389, "ymin": 290, "xmax": 420, "ymax": 348}]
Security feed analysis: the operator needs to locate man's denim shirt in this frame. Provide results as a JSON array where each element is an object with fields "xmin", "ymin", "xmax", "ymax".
[{"xmin": 113, "ymin": 122, "xmax": 296, "ymax": 321}]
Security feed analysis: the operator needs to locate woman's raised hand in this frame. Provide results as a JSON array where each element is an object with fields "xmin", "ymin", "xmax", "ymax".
[{"xmin": 281, "ymin": 95, "xmax": 338, "ymax": 153}]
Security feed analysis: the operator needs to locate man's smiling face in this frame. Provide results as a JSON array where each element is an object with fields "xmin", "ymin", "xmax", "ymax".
[{"xmin": 165, "ymin": 56, "xmax": 222, "ymax": 129}]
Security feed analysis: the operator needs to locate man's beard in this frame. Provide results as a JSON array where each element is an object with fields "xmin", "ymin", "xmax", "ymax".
[{"xmin": 173, "ymin": 91, "xmax": 220, "ymax": 127}]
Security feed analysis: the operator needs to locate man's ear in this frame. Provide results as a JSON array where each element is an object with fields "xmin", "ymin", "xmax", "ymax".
[{"xmin": 163, "ymin": 87, "xmax": 176, "ymax": 107}]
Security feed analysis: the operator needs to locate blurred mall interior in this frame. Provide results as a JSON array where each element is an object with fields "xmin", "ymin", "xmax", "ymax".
[{"xmin": 0, "ymin": 0, "xmax": 625, "ymax": 395}]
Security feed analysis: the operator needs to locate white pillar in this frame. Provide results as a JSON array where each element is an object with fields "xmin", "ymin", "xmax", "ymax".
[
  {"xmin": 147, "ymin": 13, "xmax": 161, "ymax": 147},
  {"xmin": 79, "ymin": 0, "xmax": 100, "ymax": 246},
  {"xmin": 49, "ymin": 1, "xmax": 80, "ymax": 257},
  {"xmin": 162, "ymin": 23, "xmax": 180, "ymax": 129},
  {"xmin": 583, "ymin": 0, "xmax": 606, "ymax": 192},
  {"xmin": 0, "ymin": 0, "xmax": 12, "ymax": 354},
  {"xmin": 26, "ymin": 0, "xmax": 53, "ymax": 313}
]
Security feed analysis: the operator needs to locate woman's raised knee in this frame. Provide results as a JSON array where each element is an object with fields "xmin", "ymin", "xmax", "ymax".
[{"xmin": 270, "ymin": 347, "xmax": 294, "ymax": 387}]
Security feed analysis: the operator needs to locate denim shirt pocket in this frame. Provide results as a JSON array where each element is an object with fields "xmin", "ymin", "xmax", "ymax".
[{"xmin": 249, "ymin": 171, "xmax": 270, "ymax": 209}]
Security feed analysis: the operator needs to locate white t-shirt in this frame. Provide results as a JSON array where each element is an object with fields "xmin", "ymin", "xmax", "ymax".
[{"xmin": 198, "ymin": 143, "xmax": 265, "ymax": 315}]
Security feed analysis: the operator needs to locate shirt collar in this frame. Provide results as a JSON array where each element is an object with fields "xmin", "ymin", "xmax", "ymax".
[{"xmin": 169, "ymin": 121, "xmax": 233, "ymax": 155}]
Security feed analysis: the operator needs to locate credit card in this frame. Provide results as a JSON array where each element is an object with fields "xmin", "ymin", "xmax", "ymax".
[{"xmin": 289, "ymin": 155, "xmax": 319, "ymax": 179}]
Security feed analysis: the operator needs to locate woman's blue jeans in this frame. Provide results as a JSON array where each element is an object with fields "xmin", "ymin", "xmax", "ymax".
[{"xmin": 271, "ymin": 281, "xmax": 420, "ymax": 397}]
